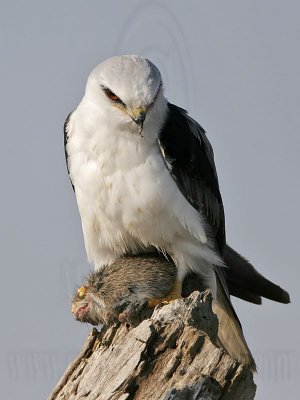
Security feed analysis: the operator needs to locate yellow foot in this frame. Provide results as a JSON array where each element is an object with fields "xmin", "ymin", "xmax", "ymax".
[{"xmin": 147, "ymin": 279, "xmax": 182, "ymax": 308}]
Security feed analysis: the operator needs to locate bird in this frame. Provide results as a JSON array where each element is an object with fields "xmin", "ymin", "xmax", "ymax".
[{"xmin": 64, "ymin": 54, "xmax": 290, "ymax": 370}]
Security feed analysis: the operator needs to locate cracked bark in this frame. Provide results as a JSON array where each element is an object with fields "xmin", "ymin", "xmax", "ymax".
[{"xmin": 48, "ymin": 291, "xmax": 256, "ymax": 400}]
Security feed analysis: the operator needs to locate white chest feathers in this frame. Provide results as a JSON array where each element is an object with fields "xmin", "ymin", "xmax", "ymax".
[{"xmin": 66, "ymin": 109, "xmax": 220, "ymax": 272}]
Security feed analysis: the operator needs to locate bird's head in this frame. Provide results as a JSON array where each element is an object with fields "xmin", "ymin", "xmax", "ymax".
[{"xmin": 83, "ymin": 55, "xmax": 168, "ymax": 138}]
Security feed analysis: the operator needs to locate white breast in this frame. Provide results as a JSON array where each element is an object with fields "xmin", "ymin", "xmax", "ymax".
[{"xmin": 66, "ymin": 102, "xmax": 222, "ymax": 280}]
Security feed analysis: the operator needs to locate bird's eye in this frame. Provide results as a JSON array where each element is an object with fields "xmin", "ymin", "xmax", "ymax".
[{"xmin": 103, "ymin": 88, "xmax": 122, "ymax": 103}]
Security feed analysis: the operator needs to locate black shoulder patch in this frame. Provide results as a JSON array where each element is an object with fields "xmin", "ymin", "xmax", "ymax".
[{"xmin": 158, "ymin": 103, "xmax": 225, "ymax": 253}]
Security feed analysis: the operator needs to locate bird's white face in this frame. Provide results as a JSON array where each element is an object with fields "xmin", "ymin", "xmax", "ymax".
[{"xmin": 83, "ymin": 55, "xmax": 168, "ymax": 138}]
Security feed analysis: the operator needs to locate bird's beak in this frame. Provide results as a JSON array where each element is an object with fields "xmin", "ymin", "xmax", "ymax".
[{"xmin": 129, "ymin": 107, "xmax": 146, "ymax": 135}]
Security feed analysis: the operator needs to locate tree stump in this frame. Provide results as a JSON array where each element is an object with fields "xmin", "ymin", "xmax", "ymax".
[{"xmin": 48, "ymin": 291, "xmax": 256, "ymax": 399}]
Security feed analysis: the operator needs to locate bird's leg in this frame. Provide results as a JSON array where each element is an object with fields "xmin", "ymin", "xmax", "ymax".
[
  {"xmin": 118, "ymin": 280, "xmax": 183, "ymax": 326},
  {"xmin": 147, "ymin": 279, "xmax": 182, "ymax": 308}
]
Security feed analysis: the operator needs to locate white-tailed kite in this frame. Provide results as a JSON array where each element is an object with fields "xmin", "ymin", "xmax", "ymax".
[{"xmin": 64, "ymin": 55, "xmax": 290, "ymax": 370}]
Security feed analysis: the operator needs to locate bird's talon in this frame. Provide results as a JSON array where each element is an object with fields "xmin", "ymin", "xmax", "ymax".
[
  {"xmin": 147, "ymin": 298, "xmax": 164, "ymax": 308},
  {"xmin": 147, "ymin": 279, "xmax": 183, "ymax": 308}
]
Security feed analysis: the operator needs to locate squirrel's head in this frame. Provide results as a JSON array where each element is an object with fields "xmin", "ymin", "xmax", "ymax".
[{"xmin": 71, "ymin": 272, "xmax": 119, "ymax": 326}]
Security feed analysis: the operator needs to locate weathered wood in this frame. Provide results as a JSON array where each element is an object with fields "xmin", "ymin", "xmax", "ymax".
[{"xmin": 48, "ymin": 291, "xmax": 256, "ymax": 400}]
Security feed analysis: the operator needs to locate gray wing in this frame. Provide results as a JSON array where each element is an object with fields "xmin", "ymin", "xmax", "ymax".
[
  {"xmin": 158, "ymin": 103, "xmax": 225, "ymax": 254},
  {"xmin": 158, "ymin": 104, "xmax": 245, "ymax": 352},
  {"xmin": 224, "ymin": 245, "xmax": 290, "ymax": 304}
]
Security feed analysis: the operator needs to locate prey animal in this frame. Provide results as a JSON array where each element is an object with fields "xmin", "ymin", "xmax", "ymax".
[
  {"xmin": 65, "ymin": 55, "xmax": 290, "ymax": 370},
  {"xmin": 72, "ymin": 254, "xmax": 176, "ymax": 327}
]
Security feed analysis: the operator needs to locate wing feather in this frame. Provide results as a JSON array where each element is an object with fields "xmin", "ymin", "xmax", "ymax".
[
  {"xmin": 158, "ymin": 103, "xmax": 225, "ymax": 253},
  {"xmin": 64, "ymin": 112, "xmax": 74, "ymax": 190}
]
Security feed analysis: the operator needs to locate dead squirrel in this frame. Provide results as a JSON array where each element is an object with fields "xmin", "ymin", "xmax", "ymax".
[
  {"xmin": 71, "ymin": 253, "xmax": 179, "ymax": 326},
  {"xmin": 71, "ymin": 247, "xmax": 290, "ymax": 327}
]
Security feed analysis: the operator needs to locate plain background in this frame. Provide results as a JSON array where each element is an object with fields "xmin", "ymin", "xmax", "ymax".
[{"xmin": 1, "ymin": 1, "xmax": 299, "ymax": 399}]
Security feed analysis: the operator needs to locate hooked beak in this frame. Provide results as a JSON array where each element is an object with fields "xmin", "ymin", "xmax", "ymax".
[{"xmin": 129, "ymin": 107, "xmax": 146, "ymax": 135}]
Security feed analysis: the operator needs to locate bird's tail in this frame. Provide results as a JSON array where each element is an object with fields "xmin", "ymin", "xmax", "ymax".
[
  {"xmin": 223, "ymin": 245, "xmax": 290, "ymax": 305},
  {"xmin": 213, "ymin": 274, "xmax": 256, "ymax": 371}
]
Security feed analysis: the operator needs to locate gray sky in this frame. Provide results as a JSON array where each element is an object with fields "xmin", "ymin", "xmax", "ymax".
[{"xmin": 1, "ymin": 1, "xmax": 299, "ymax": 399}]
